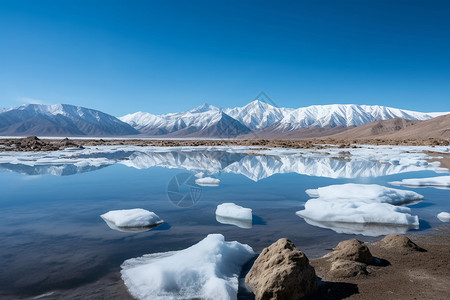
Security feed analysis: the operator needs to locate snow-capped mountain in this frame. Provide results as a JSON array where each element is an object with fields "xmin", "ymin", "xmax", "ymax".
[
  {"xmin": 270, "ymin": 104, "xmax": 439, "ymax": 132},
  {"xmin": 223, "ymin": 100, "xmax": 292, "ymax": 130},
  {"xmin": 1, "ymin": 101, "xmax": 447, "ymax": 137},
  {"xmin": 121, "ymin": 101, "xmax": 447, "ymax": 136},
  {"xmin": 0, "ymin": 104, "xmax": 139, "ymax": 136},
  {"xmin": 120, "ymin": 104, "xmax": 250, "ymax": 137}
]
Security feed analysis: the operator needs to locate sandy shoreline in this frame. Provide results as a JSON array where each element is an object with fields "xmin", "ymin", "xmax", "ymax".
[{"xmin": 7, "ymin": 225, "xmax": 448, "ymax": 300}]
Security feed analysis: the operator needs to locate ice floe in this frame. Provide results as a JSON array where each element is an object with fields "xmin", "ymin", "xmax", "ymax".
[
  {"xmin": 297, "ymin": 184, "xmax": 423, "ymax": 236},
  {"xmin": 101, "ymin": 209, "xmax": 163, "ymax": 232},
  {"xmin": 195, "ymin": 176, "xmax": 220, "ymax": 186},
  {"xmin": 216, "ymin": 203, "xmax": 253, "ymax": 229},
  {"xmin": 390, "ymin": 175, "xmax": 450, "ymax": 189},
  {"xmin": 437, "ymin": 212, "xmax": 450, "ymax": 222},
  {"xmin": 304, "ymin": 183, "xmax": 424, "ymax": 205},
  {"xmin": 120, "ymin": 234, "xmax": 254, "ymax": 300}
]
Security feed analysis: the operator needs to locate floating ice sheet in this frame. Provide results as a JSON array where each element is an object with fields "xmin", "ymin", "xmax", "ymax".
[
  {"xmin": 101, "ymin": 209, "xmax": 163, "ymax": 232},
  {"xmin": 437, "ymin": 212, "xmax": 450, "ymax": 222},
  {"xmin": 297, "ymin": 184, "xmax": 423, "ymax": 236},
  {"xmin": 195, "ymin": 176, "xmax": 220, "ymax": 186},
  {"xmin": 215, "ymin": 203, "xmax": 253, "ymax": 229},
  {"xmin": 390, "ymin": 175, "xmax": 450, "ymax": 189}
]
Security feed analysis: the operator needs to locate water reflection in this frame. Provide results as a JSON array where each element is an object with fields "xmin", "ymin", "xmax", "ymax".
[
  {"xmin": 216, "ymin": 215, "xmax": 252, "ymax": 229},
  {"xmin": 102, "ymin": 219, "xmax": 164, "ymax": 233},
  {"xmin": 298, "ymin": 216, "xmax": 419, "ymax": 237},
  {"xmin": 0, "ymin": 146, "xmax": 446, "ymax": 180}
]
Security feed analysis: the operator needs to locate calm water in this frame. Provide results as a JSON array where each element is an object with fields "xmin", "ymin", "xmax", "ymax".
[{"xmin": 0, "ymin": 146, "xmax": 449, "ymax": 298}]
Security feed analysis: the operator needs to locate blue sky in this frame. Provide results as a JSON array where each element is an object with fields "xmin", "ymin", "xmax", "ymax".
[{"xmin": 1, "ymin": 0, "xmax": 449, "ymax": 116}]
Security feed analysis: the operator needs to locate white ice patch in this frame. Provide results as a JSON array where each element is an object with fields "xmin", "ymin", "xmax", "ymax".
[
  {"xmin": 101, "ymin": 209, "xmax": 163, "ymax": 230},
  {"xmin": 121, "ymin": 234, "xmax": 254, "ymax": 300},
  {"xmin": 216, "ymin": 203, "xmax": 253, "ymax": 229},
  {"xmin": 390, "ymin": 175, "xmax": 450, "ymax": 189},
  {"xmin": 297, "ymin": 184, "xmax": 423, "ymax": 233},
  {"xmin": 195, "ymin": 176, "xmax": 220, "ymax": 186},
  {"xmin": 437, "ymin": 212, "xmax": 450, "ymax": 222}
]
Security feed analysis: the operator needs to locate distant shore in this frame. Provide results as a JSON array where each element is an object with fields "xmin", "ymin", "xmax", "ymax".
[{"xmin": 0, "ymin": 136, "xmax": 449, "ymax": 152}]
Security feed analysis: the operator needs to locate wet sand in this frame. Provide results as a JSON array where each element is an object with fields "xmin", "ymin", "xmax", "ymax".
[{"xmin": 310, "ymin": 225, "xmax": 450, "ymax": 300}]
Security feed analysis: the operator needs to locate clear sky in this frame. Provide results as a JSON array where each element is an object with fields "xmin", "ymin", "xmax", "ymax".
[{"xmin": 1, "ymin": 0, "xmax": 449, "ymax": 116}]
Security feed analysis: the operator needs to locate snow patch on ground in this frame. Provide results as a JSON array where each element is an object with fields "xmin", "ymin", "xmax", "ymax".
[{"xmin": 121, "ymin": 234, "xmax": 254, "ymax": 300}]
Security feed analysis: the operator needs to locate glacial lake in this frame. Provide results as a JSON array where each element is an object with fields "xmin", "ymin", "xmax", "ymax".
[{"xmin": 0, "ymin": 145, "xmax": 449, "ymax": 298}]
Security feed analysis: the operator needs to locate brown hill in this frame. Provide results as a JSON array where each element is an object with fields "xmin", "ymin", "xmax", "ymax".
[
  {"xmin": 327, "ymin": 118, "xmax": 418, "ymax": 139},
  {"xmin": 383, "ymin": 113, "xmax": 450, "ymax": 139}
]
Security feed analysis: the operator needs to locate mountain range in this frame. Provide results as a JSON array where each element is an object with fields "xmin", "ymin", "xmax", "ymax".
[
  {"xmin": 0, "ymin": 101, "xmax": 448, "ymax": 138},
  {"xmin": 0, "ymin": 104, "xmax": 138, "ymax": 136}
]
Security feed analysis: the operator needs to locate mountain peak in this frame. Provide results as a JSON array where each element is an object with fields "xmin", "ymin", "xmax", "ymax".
[
  {"xmin": 189, "ymin": 103, "xmax": 220, "ymax": 113},
  {"xmin": 246, "ymin": 99, "xmax": 273, "ymax": 108}
]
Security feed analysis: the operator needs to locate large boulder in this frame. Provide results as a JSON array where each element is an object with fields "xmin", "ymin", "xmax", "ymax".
[{"xmin": 245, "ymin": 238, "xmax": 317, "ymax": 300}]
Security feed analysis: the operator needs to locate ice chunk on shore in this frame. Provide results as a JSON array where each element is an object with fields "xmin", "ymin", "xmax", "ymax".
[
  {"xmin": 297, "ymin": 184, "xmax": 422, "ymax": 231},
  {"xmin": 215, "ymin": 203, "xmax": 253, "ymax": 229},
  {"xmin": 390, "ymin": 176, "xmax": 450, "ymax": 188},
  {"xmin": 195, "ymin": 177, "xmax": 220, "ymax": 186},
  {"xmin": 101, "ymin": 209, "xmax": 163, "ymax": 230},
  {"xmin": 121, "ymin": 234, "xmax": 254, "ymax": 300},
  {"xmin": 437, "ymin": 212, "xmax": 450, "ymax": 222}
]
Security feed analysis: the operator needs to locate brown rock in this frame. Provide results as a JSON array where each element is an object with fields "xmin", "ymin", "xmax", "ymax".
[
  {"xmin": 325, "ymin": 239, "xmax": 373, "ymax": 264},
  {"xmin": 379, "ymin": 234, "xmax": 426, "ymax": 252},
  {"xmin": 245, "ymin": 238, "xmax": 317, "ymax": 300},
  {"xmin": 329, "ymin": 259, "xmax": 368, "ymax": 278}
]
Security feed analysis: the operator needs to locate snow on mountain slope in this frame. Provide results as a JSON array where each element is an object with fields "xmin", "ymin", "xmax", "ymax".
[
  {"xmin": 120, "ymin": 104, "xmax": 250, "ymax": 137},
  {"xmin": 224, "ymin": 100, "xmax": 292, "ymax": 130},
  {"xmin": 121, "ymin": 101, "xmax": 445, "ymax": 136},
  {"xmin": 0, "ymin": 104, "xmax": 139, "ymax": 136},
  {"xmin": 119, "ymin": 112, "xmax": 164, "ymax": 132},
  {"xmin": 271, "ymin": 104, "xmax": 439, "ymax": 132}
]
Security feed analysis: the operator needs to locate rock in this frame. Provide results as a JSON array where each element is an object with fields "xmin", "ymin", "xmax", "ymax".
[
  {"xmin": 245, "ymin": 238, "xmax": 317, "ymax": 300},
  {"xmin": 379, "ymin": 234, "xmax": 426, "ymax": 252},
  {"xmin": 325, "ymin": 239, "xmax": 373, "ymax": 264},
  {"xmin": 329, "ymin": 260, "xmax": 368, "ymax": 278}
]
